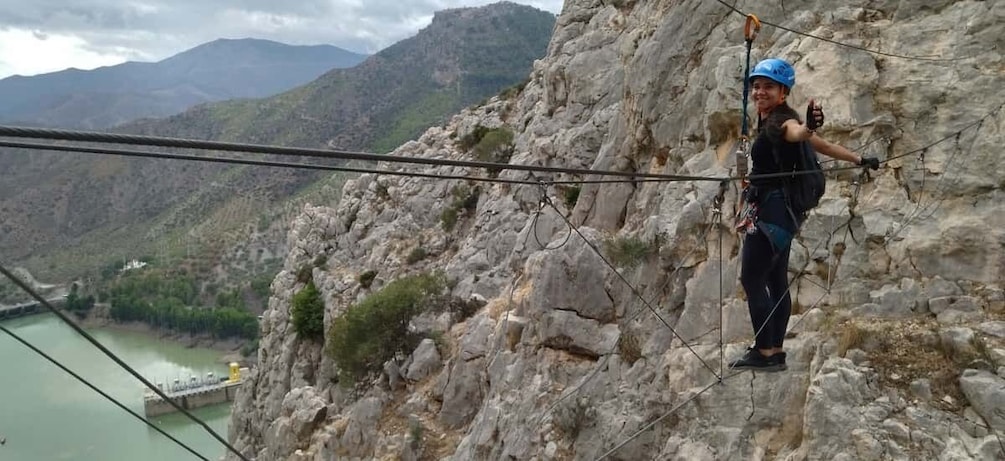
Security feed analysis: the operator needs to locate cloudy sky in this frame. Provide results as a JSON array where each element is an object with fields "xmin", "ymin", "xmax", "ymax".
[{"xmin": 0, "ymin": 0, "xmax": 564, "ymax": 79}]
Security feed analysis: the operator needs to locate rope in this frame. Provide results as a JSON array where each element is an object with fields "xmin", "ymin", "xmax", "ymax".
[
  {"xmin": 886, "ymin": 116, "xmax": 986, "ymax": 243},
  {"xmin": 740, "ymin": 14, "xmax": 759, "ymax": 139},
  {"xmin": 0, "ymin": 138, "xmax": 746, "ymax": 187},
  {"xmin": 540, "ymin": 195, "xmax": 722, "ymax": 379},
  {"xmin": 530, "ymin": 185, "xmax": 574, "ymax": 250},
  {"xmin": 593, "ymin": 375, "xmax": 739, "ymax": 461},
  {"xmin": 594, "ymin": 165, "xmax": 872, "ymax": 460},
  {"xmin": 883, "ymin": 101, "xmax": 1003, "ymax": 164},
  {"xmin": 0, "ymin": 139, "xmax": 545, "ymax": 186},
  {"xmin": 536, "ymin": 198, "xmax": 722, "ymax": 425},
  {"xmin": 4, "ymin": 112, "xmax": 1000, "ymax": 185},
  {"xmin": 0, "ymin": 33, "xmax": 998, "ymax": 460},
  {"xmin": 714, "ymin": 0, "xmax": 972, "ymax": 62},
  {"xmin": 0, "ymin": 264, "xmax": 251, "ymax": 461},
  {"xmin": 884, "ymin": 144, "xmax": 934, "ymax": 243},
  {"xmin": 715, "ymin": 181, "xmax": 728, "ymax": 379},
  {"xmin": 0, "ymin": 125, "xmax": 724, "ymax": 183},
  {"xmin": 914, "ymin": 120, "xmax": 985, "ymax": 221},
  {"xmin": 0, "ymin": 322, "xmax": 210, "ymax": 460}
]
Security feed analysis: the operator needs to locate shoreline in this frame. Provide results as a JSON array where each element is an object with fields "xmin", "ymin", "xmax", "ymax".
[{"xmin": 75, "ymin": 308, "xmax": 251, "ymax": 365}]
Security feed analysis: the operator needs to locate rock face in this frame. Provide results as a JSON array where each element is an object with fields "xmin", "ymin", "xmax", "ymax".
[{"xmin": 226, "ymin": 1, "xmax": 1005, "ymax": 459}]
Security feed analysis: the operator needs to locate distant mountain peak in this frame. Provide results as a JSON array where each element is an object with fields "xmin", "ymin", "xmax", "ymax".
[
  {"xmin": 0, "ymin": 39, "xmax": 369, "ymax": 129},
  {"xmin": 432, "ymin": 0, "xmax": 553, "ymax": 21},
  {"xmin": 160, "ymin": 38, "xmax": 367, "ymax": 66}
]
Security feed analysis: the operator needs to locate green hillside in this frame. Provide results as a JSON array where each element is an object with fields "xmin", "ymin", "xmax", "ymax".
[{"xmin": 0, "ymin": 2, "xmax": 555, "ymax": 303}]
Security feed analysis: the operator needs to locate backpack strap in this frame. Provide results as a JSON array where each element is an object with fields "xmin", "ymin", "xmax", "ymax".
[{"xmin": 771, "ymin": 142, "xmax": 804, "ymax": 227}]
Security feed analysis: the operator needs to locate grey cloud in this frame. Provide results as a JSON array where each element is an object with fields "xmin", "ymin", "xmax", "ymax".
[{"xmin": 0, "ymin": 0, "xmax": 562, "ymax": 62}]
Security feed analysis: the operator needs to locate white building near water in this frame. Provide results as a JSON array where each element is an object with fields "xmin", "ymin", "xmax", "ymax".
[{"xmin": 120, "ymin": 260, "xmax": 148, "ymax": 272}]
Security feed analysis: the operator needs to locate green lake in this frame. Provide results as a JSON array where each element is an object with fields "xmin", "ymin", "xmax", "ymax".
[{"xmin": 0, "ymin": 313, "xmax": 233, "ymax": 460}]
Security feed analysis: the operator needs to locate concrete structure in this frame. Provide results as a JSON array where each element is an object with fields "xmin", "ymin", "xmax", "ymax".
[
  {"xmin": 0, "ymin": 298, "xmax": 65, "ymax": 321},
  {"xmin": 143, "ymin": 363, "xmax": 248, "ymax": 417},
  {"xmin": 144, "ymin": 380, "xmax": 244, "ymax": 417},
  {"xmin": 0, "ymin": 303, "xmax": 42, "ymax": 320}
]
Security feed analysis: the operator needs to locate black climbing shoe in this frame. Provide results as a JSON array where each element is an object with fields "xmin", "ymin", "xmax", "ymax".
[{"xmin": 729, "ymin": 348, "xmax": 784, "ymax": 372}]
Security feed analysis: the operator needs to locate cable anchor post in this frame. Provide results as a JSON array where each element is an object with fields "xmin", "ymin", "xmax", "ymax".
[
  {"xmin": 914, "ymin": 147, "xmax": 927, "ymax": 172},
  {"xmin": 713, "ymin": 180, "xmax": 728, "ymax": 218},
  {"xmin": 535, "ymin": 181, "xmax": 550, "ymax": 214}
]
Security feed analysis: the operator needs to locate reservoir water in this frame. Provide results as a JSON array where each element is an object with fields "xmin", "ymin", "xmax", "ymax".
[{"xmin": 0, "ymin": 313, "xmax": 232, "ymax": 460}]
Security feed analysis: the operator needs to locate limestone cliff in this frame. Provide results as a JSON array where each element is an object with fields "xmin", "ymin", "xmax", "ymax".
[{"xmin": 227, "ymin": 1, "xmax": 1005, "ymax": 459}]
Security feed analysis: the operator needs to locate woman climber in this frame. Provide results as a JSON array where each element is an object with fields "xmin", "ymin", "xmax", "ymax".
[{"xmin": 730, "ymin": 58, "xmax": 879, "ymax": 371}]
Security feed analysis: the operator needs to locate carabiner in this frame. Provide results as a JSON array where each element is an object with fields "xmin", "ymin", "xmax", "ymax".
[{"xmin": 744, "ymin": 14, "xmax": 761, "ymax": 42}]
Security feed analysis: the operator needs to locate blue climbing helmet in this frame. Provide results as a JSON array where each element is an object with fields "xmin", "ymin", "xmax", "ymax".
[{"xmin": 748, "ymin": 58, "xmax": 796, "ymax": 90}]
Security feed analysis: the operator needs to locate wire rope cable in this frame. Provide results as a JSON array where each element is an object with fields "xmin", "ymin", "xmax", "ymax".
[
  {"xmin": 0, "ymin": 265, "xmax": 251, "ymax": 461},
  {"xmin": 0, "ymin": 126, "xmax": 725, "ymax": 184},
  {"xmin": 535, "ymin": 193, "xmax": 722, "ymax": 424},
  {"xmin": 0, "ymin": 322, "xmax": 211, "ymax": 460},
  {"xmin": 540, "ymin": 194, "xmax": 722, "ymax": 379},
  {"xmin": 713, "ymin": 0, "xmax": 973, "ymax": 62}
]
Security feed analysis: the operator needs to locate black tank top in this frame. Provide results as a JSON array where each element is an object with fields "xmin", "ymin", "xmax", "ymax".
[{"xmin": 750, "ymin": 105, "xmax": 802, "ymax": 189}]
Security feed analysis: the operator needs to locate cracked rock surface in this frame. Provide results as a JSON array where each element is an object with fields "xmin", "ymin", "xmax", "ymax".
[{"xmin": 226, "ymin": 1, "xmax": 1005, "ymax": 459}]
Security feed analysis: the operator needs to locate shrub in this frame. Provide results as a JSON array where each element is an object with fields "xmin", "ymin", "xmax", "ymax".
[
  {"xmin": 375, "ymin": 183, "xmax": 390, "ymax": 201},
  {"xmin": 65, "ymin": 284, "xmax": 95, "ymax": 314},
  {"xmin": 406, "ymin": 247, "xmax": 427, "ymax": 265},
  {"xmin": 554, "ymin": 396, "xmax": 595, "ymax": 439},
  {"xmin": 457, "ymin": 125, "xmax": 492, "ymax": 152},
  {"xmin": 837, "ymin": 322, "xmax": 864, "ymax": 357},
  {"xmin": 291, "ymin": 281, "xmax": 325, "ymax": 341},
  {"xmin": 441, "ymin": 207, "xmax": 459, "ymax": 232},
  {"xmin": 603, "ymin": 236, "xmax": 655, "ymax": 269},
  {"xmin": 440, "ymin": 185, "xmax": 481, "ymax": 232},
  {"xmin": 408, "ymin": 419, "xmax": 424, "ymax": 451},
  {"xmin": 327, "ymin": 273, "xmax": 444, "ymax": 385},
  {"xmin": 296, "ymin": 264, "xmax": 314, "ymax": 284},
  {"xmin": 215, "ymin": 288, "xmax": 245, "ymax": 311},
  {"xmin": 313, "ymin": 254, "xmax": 329, "ymax": 268},
  {"xmin": 454, "ymin": 185, "xmax": 480, "ymax": 213},
  {"xmin": 434, "ymin": 295, "xmax": 485, "ymax": 322},
  {"xmin": 499, "ymin": 78, "xmax": 531, "ymax": 100},
  {"xmin": 618, "ymin": 332, "xmax": 642, "ymax": 364},
  {"xmin": 472, "ymin": 127, "xmax": 514, "ymax": 163},
  {"xmin": 250, "ymin": 275, "xmax": 273, "ymax": 298},
  {"xmin": 457, "ymin": 125, "xmax": 515, "ymax": 176},
  {"xmin": 562, "ymin": 186, "xmax": 581, "ymax": 209},
  {"xmin": 358, "ymin": 270, "xmax": 378, "ymax": 288},
  {"xmin": 472, "ymin": 128, "xmax": 514, "ymax": 177}
]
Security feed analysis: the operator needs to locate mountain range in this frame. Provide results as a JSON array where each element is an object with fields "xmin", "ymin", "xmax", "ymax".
[
  {"xmin": 0, "ymin": 38, "xmax": 368, "ymax": 129},
  {"xmin": 0, "ymin": 2, "xmax": 556, "ymax": 294}
]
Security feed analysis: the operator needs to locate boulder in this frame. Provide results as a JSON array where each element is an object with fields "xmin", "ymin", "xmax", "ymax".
[
  {"xmin": 959, "ymin": 369, "xmax": 1005, "ymax": 432},
  {"xmin": 539, "ymin": 310, "xmax": 620, "ymax": 358},
  {"xmin": 405, "ymin": 338, "xmax": 443, "ymax": 382}
]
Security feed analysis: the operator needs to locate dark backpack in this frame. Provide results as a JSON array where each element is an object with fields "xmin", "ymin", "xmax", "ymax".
[{"xmin": 772, "ymin": 140, "xmax": 825, "ymax": 218}]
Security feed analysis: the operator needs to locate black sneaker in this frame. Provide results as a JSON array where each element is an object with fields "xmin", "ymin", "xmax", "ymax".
[
  {"xmin": 772, "ymin": 351, "xmax": 787, "ymax": 371},
  {"xmin": 729, "ymin": 348, "xmax": 784, "ymax": 372}
]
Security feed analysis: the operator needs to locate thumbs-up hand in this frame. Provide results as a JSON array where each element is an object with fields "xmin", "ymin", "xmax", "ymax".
[{"xmin": 806, "ymin": 99, "xmax": 824, "ymax": 131}]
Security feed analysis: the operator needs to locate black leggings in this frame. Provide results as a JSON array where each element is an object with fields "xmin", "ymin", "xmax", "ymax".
[{"xmin": 740, "ymin": 190, "xmax": 797, "ymax": 350}]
